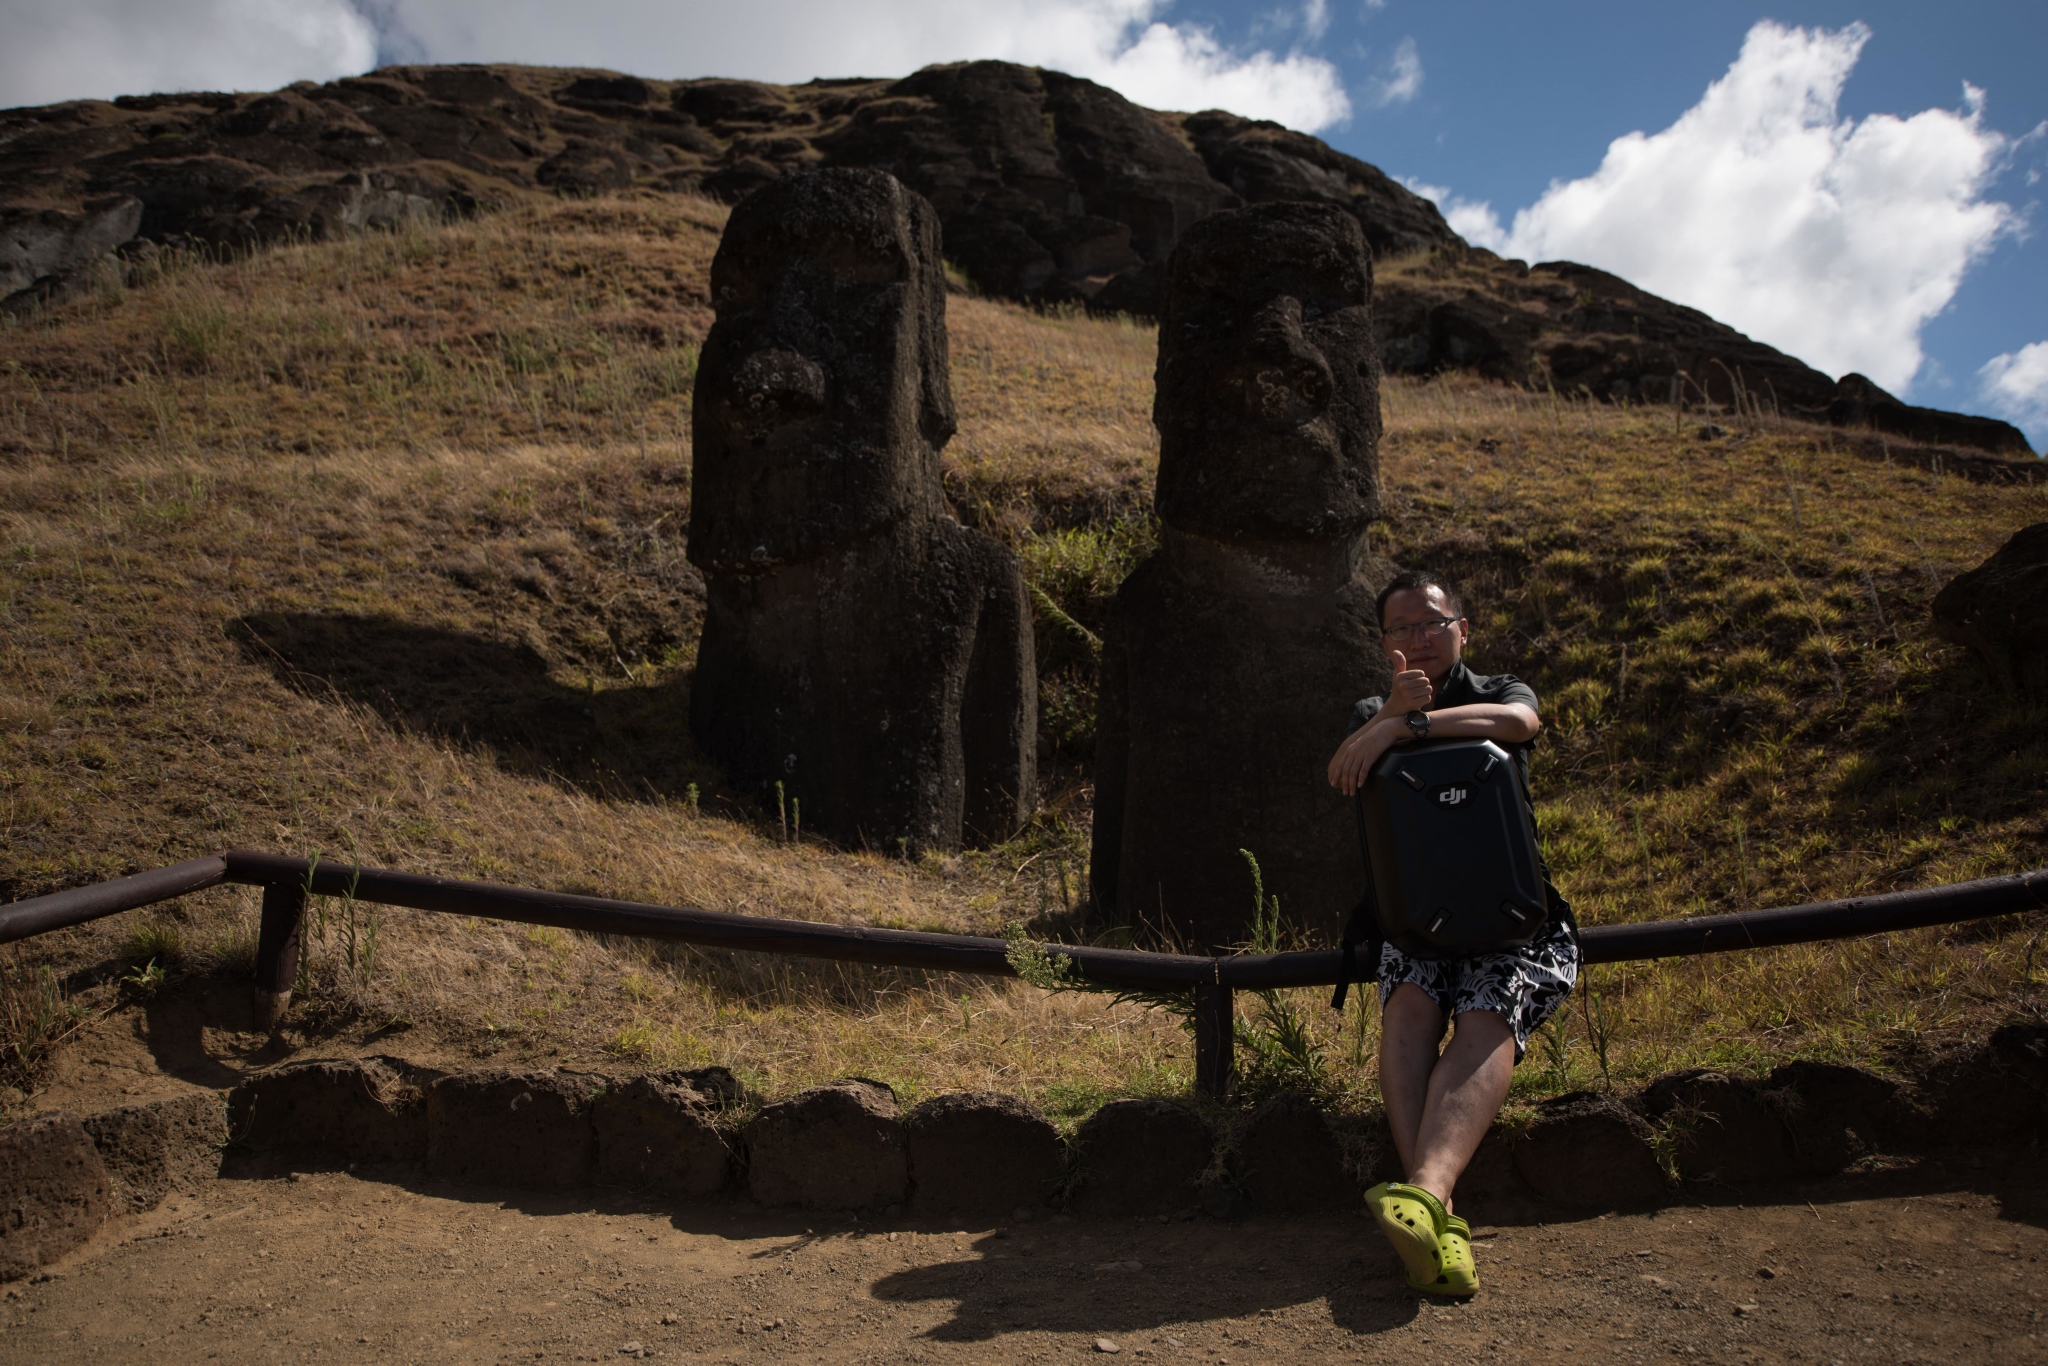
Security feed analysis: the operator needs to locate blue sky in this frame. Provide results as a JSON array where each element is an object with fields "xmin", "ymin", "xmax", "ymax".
[
  {"xmin": 1254, "ymin": 0, "xmax": 2048, "ymax": 443},
  {"xmin": 6, "ymin": 0, "xmax": 2045, "ymax": 447}
]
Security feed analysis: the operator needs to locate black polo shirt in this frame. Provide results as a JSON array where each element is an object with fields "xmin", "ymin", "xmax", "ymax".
[{"xmin": 1349, "ymin": 659, "xmax": 1541, "ymax": 798}]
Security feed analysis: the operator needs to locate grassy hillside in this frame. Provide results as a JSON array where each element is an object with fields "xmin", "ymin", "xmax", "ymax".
[{"xmin": 2, "ymin": 194, "xmax": 2043, "ymax": 1119}]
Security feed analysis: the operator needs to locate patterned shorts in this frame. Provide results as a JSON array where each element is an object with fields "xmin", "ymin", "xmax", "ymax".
[{"xmin": 1376, "ymin": 916, "xmax": 1581, "ymax": 1062}]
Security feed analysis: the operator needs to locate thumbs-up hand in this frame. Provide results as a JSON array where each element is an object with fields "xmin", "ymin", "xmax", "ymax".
[{"xmin": 1386, "ymin": 650, "xmax": 1434, "ymax": 717}]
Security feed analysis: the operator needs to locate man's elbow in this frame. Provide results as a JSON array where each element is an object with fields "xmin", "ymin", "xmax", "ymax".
[{"xmin": 1509, "ymin": 705, "xmax": 1542, "ymax": 741}]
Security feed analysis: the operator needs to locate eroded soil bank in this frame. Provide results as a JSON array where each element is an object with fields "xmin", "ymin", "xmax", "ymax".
[{"xmin": 6, "ymin": 1161, "xmax": 2045, "ymax": 1365}]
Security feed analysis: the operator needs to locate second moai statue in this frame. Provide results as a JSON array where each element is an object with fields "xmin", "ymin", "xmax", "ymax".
[
  {"xmin": 1091, "ymin": 202, "xmax": 1391, "ymax": 950},
  {"xmin": 687, "ymin": 168, "xmax": 1036, "ymax": 853}
]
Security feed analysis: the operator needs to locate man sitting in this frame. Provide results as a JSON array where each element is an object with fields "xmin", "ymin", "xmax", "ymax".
[{"xmin": 1326, "ymin": 569, "xmax": 1581, "ymax": 1297}]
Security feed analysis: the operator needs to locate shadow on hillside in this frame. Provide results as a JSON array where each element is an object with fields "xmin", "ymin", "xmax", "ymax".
[{"xmin": 232, "ymin": 611, "xmax": 724, "ymax": 806}]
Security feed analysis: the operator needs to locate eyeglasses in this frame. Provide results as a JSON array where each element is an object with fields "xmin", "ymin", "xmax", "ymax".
[{"xmin": 1382, "ymin": 616, "xmax": 1460, "ymax": 645}]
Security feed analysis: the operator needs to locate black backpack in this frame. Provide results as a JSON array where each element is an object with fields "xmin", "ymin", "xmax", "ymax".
[{"xmin": 1330, "ymin": 737, "xmax": 1557, "ymax": 1008}]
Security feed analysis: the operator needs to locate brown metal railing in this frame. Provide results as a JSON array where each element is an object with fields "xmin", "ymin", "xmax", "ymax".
[{"xmin": 3, "ymin": 851, "xmax": 2043, "ymax": 1096}]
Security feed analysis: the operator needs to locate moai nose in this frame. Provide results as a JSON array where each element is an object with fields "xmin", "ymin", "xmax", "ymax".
[
  {"xmin": 1233, "ymin": 296, "xmax": 1334, "ymax": 425},
  {"xmin": 732, "ymin": 348, "xmax": 826, "ymax": 416}
]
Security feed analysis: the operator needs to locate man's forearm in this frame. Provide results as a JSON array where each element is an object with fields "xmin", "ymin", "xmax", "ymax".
[{"xmin": 1403, "ymin": 702, "xmax": 1541, "ymax": 743}]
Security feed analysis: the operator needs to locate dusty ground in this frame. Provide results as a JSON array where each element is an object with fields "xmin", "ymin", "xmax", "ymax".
[{"xmin": 7, "ymin": 1161, "xmax": 2045, "ymax": 1365}]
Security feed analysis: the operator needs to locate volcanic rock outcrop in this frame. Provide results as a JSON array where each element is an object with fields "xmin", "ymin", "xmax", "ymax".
[
  {"xmin": 1091, "ymin": 201, "xmax": 1391, "ymax": 950},
  {"xmin": 1932, "ymin": 521, "xmax": 2048, "ymax": 693},
  {"xmin": 1, "ymin": 61, "xmax": 2029, "ymax": 454},
  {"xmin": 687, "ymin": 168, "xmax": 1035, "ymax": 851}
]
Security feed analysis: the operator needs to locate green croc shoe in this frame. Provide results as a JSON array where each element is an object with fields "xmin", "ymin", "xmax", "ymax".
[
  {"xmin": 1364, "ymin": 1181, "xmax": 1446, "ymax": 1287},
  {"xmin": 1420, "ymin": 1215, "xmax": 1479, "ymax": 1298}
]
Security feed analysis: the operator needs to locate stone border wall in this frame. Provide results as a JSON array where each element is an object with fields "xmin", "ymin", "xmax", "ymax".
[{"xmin": 5, "ymin": 1022, "xmax": 2043, "ymax": 1280}]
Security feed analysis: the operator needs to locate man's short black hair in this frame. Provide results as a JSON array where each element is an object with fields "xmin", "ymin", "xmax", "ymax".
[{"xmin": 1376, "ymin": 570, "xmax": 1465, "ymax": 627}]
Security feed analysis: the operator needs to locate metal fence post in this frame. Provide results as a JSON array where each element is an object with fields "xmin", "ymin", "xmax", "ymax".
[
  {"xmin": 1194, "ymin": 982, "xmax": 1233, "ymax": 1099},
  {"xmin": 253, "ymin": 881, "xmax": 307, "ymax": 1031}
]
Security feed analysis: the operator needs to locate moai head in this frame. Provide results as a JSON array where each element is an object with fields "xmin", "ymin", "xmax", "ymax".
[
  {"xmin": 688, "ymin": 168, "xmax": 955, "ymax": 573},
  {"xmin": 1153, "ymin": 202, "xmax": 1380, "ymax": 543}
]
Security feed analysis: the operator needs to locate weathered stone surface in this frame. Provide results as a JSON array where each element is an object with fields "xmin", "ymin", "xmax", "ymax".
[
  {"xmin": 1365, "ymin": 254, "xmax": 2033, "ymax": 458},
  {"xmin": 1233, "ymin": 1091, "xmax": 1353, "ymax": 1214},
  {"xmin": 593, "ymin": 1076, "xmax": 732, "ymax": 1196},
  {"xmin": 818, "ymin": 62, "xmax": 1242, "ymax": 305},
  {"xmin": 1092, "ymin": 201, "xmax": 1391, "ymax": 947},
  {"xmin": 562, "ymin": 75, "xmax": 654, "ymax": 107},
  {"xmin": 1643, "ymin": 1070, "xmax": 1795, "ymax": 1185},
  {"xmin": 1067, "ymin": 1099, "xmax": 1212, "ymax": 1217},
  {"xmin": 745, "ymin": 1079, "xmax": 907, "ymax": 1211},
  {"xmin": 687, "ymin": 167, "xmax": 951, "ymax": 568},
  {"xmin": 687, "ymin": 167, "xmax": 1035, "ymax": 851},
  {"xmin": 0, "ymin": 194, "xmax": 142, "ymax": 314},
  {"xmin": 229, "ymin": 1057, "xmax": 428, "ymax": 1163},
  {"xmin": 1829, "ymin": 373, "xmax": 2033, "ymax": 458},
  {"xmin": 905, "ymin": 1091, "xmax": 1064, "ymax": 1215},
  {"xmin": 1763, "ymin": 1062, "xmax": 1907, "ymax": 1176},
  {"xmin": 1512, "ymin": 1093, "xmax": 1667, "ymax": 1209},
  {"xmin": 1450, "ymin": 1128, "xmax": 1527, "ymax": 1214},
  {"xmin": 1918, "ymin": 1023, "xmax": 2048, "ymax": 1146},
  {"xmin": 0, "ymin": 61, "xmax": 2027, "ymax": 452},
  {"xmin": 1180, "ymin": 111, "xmax": 1453, "ymax": 263},
  {"xmin": 1933, "ymin": 522, "xmax": 2048, "ymax": 693},
  {"xmin": 425, "ymin": 1069, "xmax": 601, "ymax": 1188},
  {"xmin": 0, "ymin": 1112, "xmax": 110, "ymax": 1280},
  {"xmin": 79, "ymin": 1091, "xmax": 225, "ymax": 1213},
  {"xmin": 674, "ymin": 79, "xmax": 793, "ymax": 127}
]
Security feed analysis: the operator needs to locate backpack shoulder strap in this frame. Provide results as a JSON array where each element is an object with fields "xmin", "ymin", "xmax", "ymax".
[
  {"xmin": 1332, "ymin": 794, "xmax": 1386, "ymax": 1010},
  {"xmin": 1329, "ymin": 888, "xmax": 1385, "ymax": 1010}
]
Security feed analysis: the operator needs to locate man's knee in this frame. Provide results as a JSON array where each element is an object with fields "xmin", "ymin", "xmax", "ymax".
[
  {"xmin": 1385, "ymin": 983, "xmax": 1443, "ymax": 1022},
  {"xmin": 1451, "ymin": 1007, "xmax": 1516, "ymax": 1053}
]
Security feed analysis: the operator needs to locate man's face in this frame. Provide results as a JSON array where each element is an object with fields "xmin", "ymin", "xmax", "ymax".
[
  {"xmin": 1380, "ymin": 586, "xmax": 1469, "ymax": 681},
  {"xmin": 1153, "ymin": 203, "xmax": 1380, "ymax": 543},
  {"xmin": 688, "ymin": 170, "xmax": 951, "ymax": 571}
]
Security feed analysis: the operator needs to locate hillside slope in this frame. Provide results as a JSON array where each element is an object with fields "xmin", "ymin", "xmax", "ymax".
[
  {"xmin": 2, "ymin": 59, "xmax": 2032, "ymax": 457},
  {"xmin": 0, "ymin": 195, "xmax": 2043, "ymax": 1120}
]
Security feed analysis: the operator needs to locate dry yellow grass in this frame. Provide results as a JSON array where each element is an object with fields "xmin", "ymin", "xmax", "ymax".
[
  {"xmin": 1, "ymin": 193, "xmax": 2043, "ymax": 1122},
  {"xmin": 1373, "ymin": 378, "xmax": 2048, "ymax": 1081}
]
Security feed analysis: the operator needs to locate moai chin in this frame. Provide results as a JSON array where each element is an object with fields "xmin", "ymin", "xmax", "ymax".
[
  {"xmin": 1092, "ymin": 201, "xmax": 1392, "ymax": 951},
  {"xmin": 688, "ymin": 168, "xmax": 1036, "ymax": 852}
]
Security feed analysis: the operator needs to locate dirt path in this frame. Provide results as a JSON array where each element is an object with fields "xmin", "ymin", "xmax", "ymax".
[{"xmin": 7, "ymin": 1165, "xmax": 2046, "ymax": 1365}]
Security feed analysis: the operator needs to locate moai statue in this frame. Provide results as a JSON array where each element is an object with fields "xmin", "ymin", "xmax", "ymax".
[
  {"xmin": 1091, "ymin": 202, "xmax": 1391, "ymax": 950},
  {"xmin": 688, "ymin": 168, "xmax": 1036, "ymax": 852}
]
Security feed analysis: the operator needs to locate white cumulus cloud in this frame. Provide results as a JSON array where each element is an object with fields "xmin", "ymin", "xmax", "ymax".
[
  {"xmin": 1365, "ymin": 36, "xmax": 1422, "ymax": 108},
  {"xmin": 1423, "ymin": 21, "xmax": 2017, "ymax": 392},
  {"xmin": 3, "ymin": 0, "xmax": 1351, "ymax": 132},
  {"xmin": 1979, "ymin": 342, "xmax": 2048, "ymax": 445},
  {"xmin": 1300, "ymin": 0, "xmax": 1332, "ymax": 43},
  {"xmin": 2, "ymin": 0, "xmax": 378, "ymax": 107}
]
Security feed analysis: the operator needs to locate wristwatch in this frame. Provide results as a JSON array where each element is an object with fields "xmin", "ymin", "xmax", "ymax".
[{"xmin": 1405, "ymin": 709, "xmax": 1431, "ymax": 741}]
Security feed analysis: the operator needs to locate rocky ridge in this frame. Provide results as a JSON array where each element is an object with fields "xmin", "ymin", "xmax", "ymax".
[{"xmin": 0, "ymin": 59, "xmax": 2032, "ymax": 456}]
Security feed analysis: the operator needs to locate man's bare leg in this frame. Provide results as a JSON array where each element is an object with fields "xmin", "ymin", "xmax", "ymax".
[
  {"xmin": 1408, "ymin": 1010, "xmax": 1515, "ymax": 1211},
  {"xmin": 1378, "ymin": 983, "xmax": 1446, "ymax": 1179},
  {"xmin": 1379, "ymin": 990, "xmax": 1517, "ymax": 1215}
]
